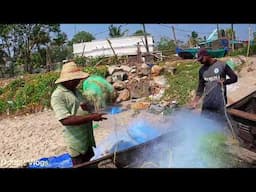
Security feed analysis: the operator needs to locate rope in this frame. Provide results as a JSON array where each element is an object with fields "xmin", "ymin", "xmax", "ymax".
[
  {"xmin": 168, "ymin": 149, "xmax": 173, "ymax": 168},
  {"xmin": 112, "ymin": 115, "xmax": 119, "ymax": 165},
  {"xmin": 220, "ymin": 84, "xmax": 237, "ymax": 139},
  {"xmin": 204, "ymin": 81, "xmax": 237, "ymax": 139}
]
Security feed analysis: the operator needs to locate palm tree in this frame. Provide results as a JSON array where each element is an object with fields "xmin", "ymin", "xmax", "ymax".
[
  {"xmin": 108, "ymin": 24, "xmax": 128, "ymax": 38},
  {"xmin": 225, "ymin": 28, "xmax": 236, "ymax": 40},
  {"xmin": 188, "ymin": 31, "xmax": 201, "ymax": 47},
  {"xmin": 133, "ymin": 30, "xmax": 150, "ymax": 36}
]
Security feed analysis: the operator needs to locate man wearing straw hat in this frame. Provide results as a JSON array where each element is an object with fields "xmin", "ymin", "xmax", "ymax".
[{"xmin": 51, "ymin": 61, "xmax": 107, "ymax": 166}]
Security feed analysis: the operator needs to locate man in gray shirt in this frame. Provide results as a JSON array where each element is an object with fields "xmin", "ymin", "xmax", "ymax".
[{"xmin": 190, "ymin": 48, "xmax": 238, "ymax": 121}]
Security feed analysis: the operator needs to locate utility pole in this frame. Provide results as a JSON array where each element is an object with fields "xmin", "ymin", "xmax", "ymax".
[
  {"xmin": 142, "ymin": 24, "xmax": 149, "ymax": 54},
  {"xmin": 142, "ymin": 24, "xmax": 151, "ymax": 63},
  {"xmin": 231, "ymin": 23, "xmax": 235, "ymax": 52},
  {"xmin": 172, "ymin": 26, "xmax": 177, "ymax": 46},
  {"xmin": 217, "ymin": 24, "xmax": 220, "ymax": 39},
  {"xmin": 247, "ymin": 24, "xmax": 251, "ymax": 57}
]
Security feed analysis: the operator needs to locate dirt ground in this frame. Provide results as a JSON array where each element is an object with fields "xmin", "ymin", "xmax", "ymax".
[
  {"xmin": 1, "ymin": 57, "xmax": 256, "ymax": 168},
  {"xmin": 0, "ymin": 101, "xmax": 168, "ymax": 168},
  {"xmin": 227, "ymin": 57, "xmax": 256, "ymax": 104}
]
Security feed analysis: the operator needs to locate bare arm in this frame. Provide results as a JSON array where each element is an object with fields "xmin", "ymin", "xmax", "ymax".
[
  {"xmin": 223, "ymin": 64, "xmax": 238, "ymax": 85},
  {"xmin": 60, "ymin": 113, "xmax": 107, "ymax": 126},
  {"xmin": 189, "ymin": 69, "xmax": 205, "ymax": 108},
  {"xmin": 195, "ymin": 68, "xmax": 205, "ymax": 98}
]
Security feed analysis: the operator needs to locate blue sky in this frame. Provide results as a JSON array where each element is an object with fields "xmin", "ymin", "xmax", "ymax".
[{"xmin": 60, "ymin": 24, "xmax": 255, "ymax": 43}]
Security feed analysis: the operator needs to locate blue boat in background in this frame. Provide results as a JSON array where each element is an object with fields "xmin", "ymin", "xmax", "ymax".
[
  {"xmin": 176, "ymin": 47, "xmax": 226, "ymax": 59},
  {"xmin": 175, "ymin": 28, "xmax": 228, "ymax": 59}
]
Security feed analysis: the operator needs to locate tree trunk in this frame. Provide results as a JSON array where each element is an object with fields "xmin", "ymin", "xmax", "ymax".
[
  {"xmin": 24, "ymin": 55, "xmax": 29, "ymax": 73},
  {"xmin": 9, "ymin": 60, "xmax": 15, "ymax": 77},
  {"xmin": 46, "ymin": 46, "xmax": 53, "ymax": 72}
]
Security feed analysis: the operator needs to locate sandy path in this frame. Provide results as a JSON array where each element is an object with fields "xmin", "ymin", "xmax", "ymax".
[
  {"xmin": 227, "ymin": 58, "xmax": 256, "ymax": 104},
  {"xmin": 0, "ymin": 102, "xmax": 167, "ymax": 168}
]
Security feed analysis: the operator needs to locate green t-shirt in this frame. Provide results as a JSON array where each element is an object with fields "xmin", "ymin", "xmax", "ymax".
[{"xmin": 51, "ymin": 84, "xmax": 96, "ymax": 157}]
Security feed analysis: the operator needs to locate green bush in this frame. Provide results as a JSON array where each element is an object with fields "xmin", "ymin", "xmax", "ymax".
[
  {"xmin": 86, "ymin": 56, "xmax": 106, "ymax": 66},
  {"xmin": 0, "ymin": 100, "xmax": 6, "ymax": 113},
  {"xmin": 74, "ymin": 56, "xmax": 106, "ymax": 67},
  {"xmin": 74, "ymin": 56, "xmax": 87, "ymax": 66},
  {"xmin": 83, "ymin": 65, "xmax": 108, "ymax": 77},
  {"xmin": 0, "ymin": 72, "xmax": 59, "ymax": 115},
  {"xmin": 199, "ymin": 133, "xmax": 237, "ymax": 167},
  {"xmin": 230, "ymin": 44, "xmax": 256, "ymax": 56},
  {"xmin": 164, "ymin": 61, "xmax": 201, "ymax": 105}
]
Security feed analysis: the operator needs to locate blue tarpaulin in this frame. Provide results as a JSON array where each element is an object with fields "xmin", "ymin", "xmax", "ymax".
[{"xmin": 28, "ymin": 153, "xmax": 73, "ymax": 168}]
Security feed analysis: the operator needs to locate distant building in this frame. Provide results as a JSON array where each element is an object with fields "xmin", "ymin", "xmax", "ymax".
[{"xmin": 73, "ymin": 35, "xmax": 154, "ymax": 58}]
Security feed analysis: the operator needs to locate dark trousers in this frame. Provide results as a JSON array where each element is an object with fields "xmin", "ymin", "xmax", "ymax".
[
  {"xmin": 201, "ymin": 108, "xmax": 226, "ymax": 122},
  {"xmin": 72, "ymin": 147, "xmax": 95, "ymax": 166}
]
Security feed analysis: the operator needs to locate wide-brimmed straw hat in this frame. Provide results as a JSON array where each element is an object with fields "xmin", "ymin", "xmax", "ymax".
[{"xmin": 55, "ymin": 61, "xmax": 89, "ymax": 84}]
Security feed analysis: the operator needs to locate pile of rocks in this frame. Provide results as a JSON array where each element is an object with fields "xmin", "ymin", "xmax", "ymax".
[{"xmin": 106, "ymin": 63, "xmax": 170, "ymax": 104}]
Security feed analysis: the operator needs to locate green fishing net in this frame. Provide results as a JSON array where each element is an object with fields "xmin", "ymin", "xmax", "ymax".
[{"xmin": 83, "ymin": 75, "xmax": 114, "ymax": 111}]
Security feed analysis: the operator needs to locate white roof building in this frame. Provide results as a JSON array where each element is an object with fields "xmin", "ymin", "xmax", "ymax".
[{"xmin": 73, "ymin": 35, "xmax": 154, "ymax": 57}]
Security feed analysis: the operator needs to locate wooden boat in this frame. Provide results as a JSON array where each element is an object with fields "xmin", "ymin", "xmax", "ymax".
[
  {"xmin": 226, "ymin": 90, "xmax": 256, "ymax": 152},
  {"xmin": 73, "ymin": 129, "xmax": 181, "ymax": 168}
]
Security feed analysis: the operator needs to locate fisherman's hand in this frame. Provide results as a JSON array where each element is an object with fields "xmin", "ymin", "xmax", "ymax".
[
  {"xmin": 188, "ymin": 101, "xmax": 199, "ymax": 109},
  {"xmin": 91, "ymin": 113, "xmax": 108, "ymax": 121},
  {"xmin": 80, "ymin": 103, "xmax": 88, "ymax": 110},
  {"xmin": 80, "ymin": 102, "xmax": 94, "ymax": 112},
  {"xmin": 217, "ymin": 79, "xmax": 224, "ymax": 86}
]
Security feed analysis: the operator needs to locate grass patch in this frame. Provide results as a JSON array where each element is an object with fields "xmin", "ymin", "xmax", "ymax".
[
  {"xmin": 199, "ymin": 132, "xmax": 238, "ymax": 168},
  {"xmin": 0, "ymin": 64, "xmax": 109, "ymax": 116},
  {"xmin": 83, "ymin": 65, "xmax": 108, "ymax": 77},
  {"xmin": 163, "ymin": 61, "xmax": 201, "ymax": 105},
  {"xmin": 0, "ymin": 72, "xmax": 59, "ymax": 115}
]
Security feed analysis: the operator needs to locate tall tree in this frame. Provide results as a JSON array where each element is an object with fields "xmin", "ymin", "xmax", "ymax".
[
  {"xmin": 133, "ymin": 30, "xmax": 150, "ymax": 36},
  {"xmin": 47, "ymin": 32, "xmax": 73, "ymax": 70},
  {"xmin": 0, "ymin": 24, "xmax": 62, "ymax": 74},
  {"xmin": 0, "ymin": 24, "xmax": 18, "ymax": 76},
  {"xmin": 253, "ymin": 32, "xmax": 256, "ymax": 43},
  {"xmin": 157, "ymin": 37, "xmax": 178, "ymax": 56},
  {"xmin": 225, "ymin": 28, "xmax": 236, "ymax": 40},
  {"xmin": 220, "ymin": 29, "xmax": 226, "ymax": 37},
  {"xmin": 188, "ymin": 31, "xmax": 201, "ymax": 47},
  {"xmin": 71, "ymin": 31, "xmax": 95, "ymax": 43},
  {"xmin": 108, "ymin": 24, "xmax": 128, "ymax": 38}
]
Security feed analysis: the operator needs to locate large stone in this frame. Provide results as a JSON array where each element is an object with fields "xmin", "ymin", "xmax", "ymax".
[
  {"xmin": 165, "ymin": 66, "xmax": 177, "ymax": 75},
  {"xmin": 120, "ymin": 65, "xmax": 132, "ymax": 72},
  {"xmin": 137, "ymin": 63, "xmax": 151, "ymax": 76},
  {"xmin": 131, "ymin": 69, "xmax": 136, "ymax": 73},
  {"xmin": 106, "ymin": 76, "xmax": 113, "ymax": 83},
  {"xmin": 108, "ymin": 66, "xmax": 122, "ymax": 75},
  {"xmin": 131, "ymin": 102, "xmax": 151, "ymax": 110},
  {"xmin": 138, "ymin": 67, "xmax": 150, "ymax": 76},
  {"xmin": 149, "ymin": 89, "xmax": 165, "ymax": 101},
  {"xmin": 152, "ymin": 76, "xmax": 167, "ymax": 88},
  {"xmin": 151, "ymin": 65, "xmax": 164, "ymax": 76},
  {"xmin": 113, "ymin": 81, "xmax": 126, "ymax": 91},
  {"xmin": 116, "ymin": 89, "xmax": 130, "ymax": 103},
  {"xmin": 141, "ymin": 63, "xmax": 150, "ymax": 69},
  {"xmin": 112, "ymin": 71, "xmax": 128, "ymax": 81},
  {"xmin": 150, "ymin": 83, "xmax": 161, "ymax": 95},
  {"xmin": 127, "ymin": 78, "xmax": 151, "ymax": 99}
]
